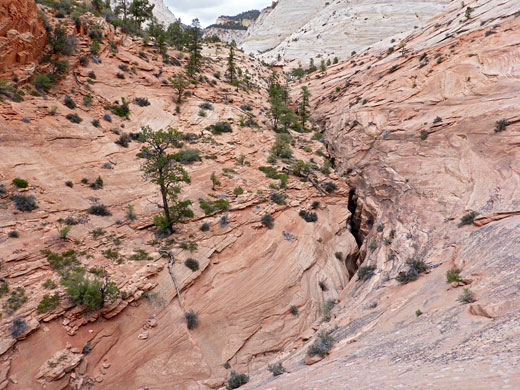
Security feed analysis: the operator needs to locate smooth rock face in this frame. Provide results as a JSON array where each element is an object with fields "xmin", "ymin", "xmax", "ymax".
[
  {"xmin": 241, "ymin": 0, "xmax": 450, "ymax": 66},
  {"xmin": 0, "ymin": 0, "xmax": 46, "ymax": 73},
  {"xmin": 203, "ymin": 27, "xmax": 247, "ymax": 45}
]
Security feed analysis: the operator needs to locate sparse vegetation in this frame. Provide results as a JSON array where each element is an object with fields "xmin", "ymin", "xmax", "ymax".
[
  {"xmin": 307, "ymin": 330, "xmax": 335, "ymax": 358},
  {"xmin": 458, "ymin": 288, "xmax": 475, "ymax": 304},
  {"xmin": 11, "ymin": 194, "xmax": 38, "ymax": 212},
  {"xmin": 66, "ymin": 113, "xmax": 82, "ymax": 123},
  {"xmin": 227, "ymin": 371, "xmax": 249, "ymax": 389},
  {"xmin": 446, "ymin": 268, "xmax": 463, "ymax": 283},
  {"xmin": 3, "ymin": 287, "xmax": 28, "ymax": 314},
  {"xmin": 184, "ymin": 258, "xmax": 199, "ymax": 271},
  {"xmin": 37, "ymin": 292, "xmax": 60, "ymax": 313},
  {"xmin": 321, "ymin": 298, "xmax": 335, "ymax": 322},
  {"xmin": 11, "ymin": 317, "xmax": 28, "ymax": 338},
  {"xmin": 8, "ymin": 231, "xmax": 19, "ymax": 238},
  {"xmin": 61, "ymin": 268, "xmax": 119, "ymax": 310},
  {"xmin": 261, "ymin": 214, "xmax": 274, "ymax": 229},
  {"xmin": 12, "ymin": 178, "xmax": 28, "ymax": 188},
  {"xmin": 459, "ymin": 211, "xmax": 478, "ymax": 227},
  {"xmin": 289, "ymin": 305, "xmax": 299, "ymax": 316},
  {"xmin": 299, "ymin": 210, "xmax": 318, "ymax": 222},
  {"xmin": 358, "ymin": 265, "xmax": 376, "ymax": 281},
  {"xmin": 267, "ymin": 362, "xmax": 285, "ymax": 377},
  {"xmin": 495, "ymin": 119, "xmax": 510, "ymax": 133},
  {"xmin": 396, "ymin": 258, "xmax": 428, "ymax": 284},
  {"xmin": 210, "ymin": 122, "xmax": 233, "ymax": 135},
  {"xmin": 87, "ymin": 203, "xmax": 111, "ymax": 216},
  {"xmin": 185, "ymin": 310, "xmax": 199, "ymax": 329}
]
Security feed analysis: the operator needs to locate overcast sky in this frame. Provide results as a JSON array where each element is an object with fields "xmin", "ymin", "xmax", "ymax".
[{"xmin": 164, "ymin": 0, "xmax": 272, "ymax": 27}]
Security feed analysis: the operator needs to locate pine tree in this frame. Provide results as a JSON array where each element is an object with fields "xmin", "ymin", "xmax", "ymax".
[
  {"xmin": 114, "ymin": 0, "xmax": 130, "ymax": 24},
  {"xmin": 227, "ymin": 44, "xmax": 236, "ymax": 84},
  {"xmin": 166, "ymin": 20, "xmax": 185, "ymax": 50},
  {"xmin": 137, "ymin": 126, "xmax": 192, "ymax": 234},
  {"xmin": 185, "ymin": 19, "xmax": 202, "ymax": 77},
  {"xmin": 128, "ymin": 0, "xmax": 154, "ymax": 34},
  {"xmin": 298, "ymin": 86, "xmax": 311, "ymax": 130}
]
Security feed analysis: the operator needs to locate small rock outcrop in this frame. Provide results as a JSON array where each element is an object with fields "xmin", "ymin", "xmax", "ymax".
[{"xmin": 0, "ymin": 0, "xmax": 46, "ymax": 73}]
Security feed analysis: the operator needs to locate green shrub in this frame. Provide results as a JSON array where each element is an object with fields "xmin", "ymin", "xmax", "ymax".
[
  {"xmin": 396, "ymin": 258, "xmax": 428, "ymax": 284},
  {"xmin": 415, "ymin": 309, "xmax": 423, "ymax": 317},
  {"xmin": 261, "ymin": 214, "xmax": 274, "ymax": 229},
  {"xmin": 65, "ymin": 180, "xmax": 74, "ymax": 188},
  {"xmin": 134, "ymin": 97, "xmax": 150, "ymax": 106},
  {"xmin": 227, "ymin": 371, "xmax": 249, "ymax": 389},
  {"xmin": 270, "ymin": 134, "xmax": 293, "ymax": 160},
  {"xmin": 233, "ymin": 186, "xmax": 244, "ymax": 196},
  {"xmin": 321, "ymin": 298, "xmax": 335, "ymax": 322},
  {"xmin": 33, "ymin": 74, "xmax": 52, "ymax": 92},
  {"xmin": 323, "ymin": 182, "xmax": 337, "ymax": 193},
  {"xmin": 495, "ymin": 119, "xmax": 510, "ymax": 133},
  {"xmin": 200, "ymin": 222, "xmax": 210, "ymax": 232},
  {"xmin": 458, "ymin": 288, "xmax": 475, "ymax": 304},
  {"xmin": 12, "ymin": 178, "xmax": 28, "ymax": 188},
  {"xmin": 172, "ymin": 149, "xmax": 202, "ymax": 164},
  {"xmin": 184, "ymin": 258, "xmax": 199, "ymax": 271},
  {"xmin": 210, "ymin": 122, "xmax": 232, "ymax": 135},
  {"xmin": 267, "ymin": 362, "xmax": 285, "ymax": 377},
  {"xmin": 446, "ymin": 268, "xmax": 463, "ymax": 283},
  {"xmin": 299, "ymin": 210, "xmax": 318, "ymax": 222},
  {"xmin": 66, "ymin": 113, "xmax": 82, "ymax": 123},
  {"xmin": 289, "ymin": 305, "xmax": 298, "ymax": 315},
  {"xmin": 199, "ymin": 198, "xmax": 229, "ymax": 215},
  {"xmin": 11, "ymin": 194, "xmax": 38, "ymax": 211},
  {"xmin": 307, "ymin": 330, "xmax": 335, "ymax": 357},
  {"xmin": 115, "ymin": 133, "xmax": 131, "ymax": 147},
  {"xmin": 11, "ymin": 317, "xmax": 28, "ymax": 338},
  {"xmin": 37, "ymin": 292, "xmax": 60, "ymax": 313},
  {"xmin": 109, "ymin": 98, "xmax": 130, "ymax": 118},
  {"xmin": 89, "ymin": 176, "xmax": 104, "ymax": 189},
  {"xmin": 43, "ymin": 279, "xmax": 57, "ymax": 289},
  {"xmin": 358, "ymin": 265, "xmax": 376, "ymax": 281},
  {"xmin": 64, "ymin": 95, "xmax": 76, "ymax": 109},
  {"xmin": 61, "ymin": 268, "xmax": 119, "ymax": 310},
  {"xmin": 185, "ymin": 310, "xmax": 198, "ymax": 329},
  {"xmin": 44, "ymin": 249, "xmax": 79, "ymax": 272},
  {"xmin": 0, "ymin": 280, "xmax": 8, "ymax": 297},
  {"xmin": 459, "ymin": 211, "xmax": 478, "ymax": 227},
  {"xmin": 3, "ymin": 287, "xmax": 28, "ymax": 314},
  {"xmin": 87, "ymin": 203, "xmax": 111, "ymax": 216},
  {"xmin": 8, "ymin": 231, "xmax": 19, "ymax": 238}
]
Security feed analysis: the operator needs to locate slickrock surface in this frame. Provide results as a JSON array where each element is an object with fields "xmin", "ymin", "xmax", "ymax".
[
  {"xmin": 0, "ymin": 6, "xmax": 352, "ymax": 389},
  {"xmin": 241, "ymin": 0, "xmax": 450, "ymax": 66},
  {"xmin": 243, "ymin": 0, "xmax": 520, "ymax": 388}
]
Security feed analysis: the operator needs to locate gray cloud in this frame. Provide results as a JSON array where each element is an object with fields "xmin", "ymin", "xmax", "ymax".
[{"xmin": 165, "ymin": 0, "xmax": 272, "ymax": 27}]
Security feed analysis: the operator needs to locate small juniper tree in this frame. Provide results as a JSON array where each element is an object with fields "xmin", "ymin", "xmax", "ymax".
[
  {"xmin": 137, "ymin": 126, "xmax": 192, "ymax": 234},
  {"xmin": 170, "ymin": 73, "xmax": 189, "ymax": 103},
  {"xmin": 128, "ymin": 0, "xmax": 154, "ymax": 34}
]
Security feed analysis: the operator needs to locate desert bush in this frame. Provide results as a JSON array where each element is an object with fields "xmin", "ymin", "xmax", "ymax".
[
  {"xmin": 323, "ymin": 182, "xmax": 337, "ymax": 193},
  {"xmin": 79, "ymin": 56, "xmax": 89, "ymax": 66},
  {"xmin": 289, "ymin": 305, "xmax": 298, "ymax": 315},
  {"xmin": 185, "ymin": 310, "xmax": 199, "ymax": 329},
  {"xmin": 210, "ymin": 122, "xmax": 232, "ymax": 135},
  {"xmin": 233, "ymin": 187, "xmax": 244, "ymax": 196},
  {"xmin": 3, "ymin": 287, "xmax": 28, "ymax": 314},
  {"xmin": 200, "ymin": 102, "xmax": 213, "ymax": 110},
  {"xmin": 129, "ymin": 249, "xmax": 152, "ymax": 261},
  {"xmin": 64, "ymin": 95, "xmax": 76, "ymax": 109},
  {"xmin": 12, "ymin": 178, "xmax": 28, "ymax": 188},
  {"xmin": 89, "ymin": 176, "xmax": 104, "ymax": 190},
  {"xmin": 446, "ymin": 268, "xmax": 463, "ymax": 283},
  {"xmin": 184, "ymin": 258, "xmax": 199, "ymax": 271},
  {"xmin": 116, "ymin": 72, "xmax": 125, "ymax": 79},
  {"xmin": 267, "ymin": 362, "xmax": 285, "ymax": 377},
  {"xmin": 200, "ymin": 222, "xmax": 210, "ymax": 232},
  {"xmin": 44, "ymin": 249, "xmax": 79, "ymax": 272},
  {"xmin": 261, "ymin": 214, "xmax": 274, "ymax": 229},
  {"xmin": 321, "ymin": 298, "xmax": 335, "ymax": 322},
  {"xmin": 172, "ymin": 149, "xmax": 202, "ymax": 164},
  {"xmin": 299, "ymin": 210, "xmax": 318, "ymax": 222},
  {"xmin": 307, "ymin": 330, "xmax": 335, "ymax": 358},
  {"xmin": 66, "ymin": 113, "xmax": 82, "ymax": 123},
  {"xmin": 115, "ymin": 133, "xmax": 131, "ymax": 147},
  {"xmin": 88, "ymin": 71, "xmax": 96, "ymax": 79},
  {"xmin": 199, "ymin": 198, "xmax": 229, "ymax": 215},
  {"xmin": 396, "ymin": 258, "xmax": 428, "ymax": 284},
  {"xmin": 11, "ymin": 317, "xmax": 28, "ymax": 338},
  {"xmin": 458, "ymin": 288, "xmax": 475, "ymax": 304},
  {"xmin": 56, "ymin": 224, "xmax": 71, "ymax": 240},
  {"xmin": 227, "ymin": 371, "xmax": 249, "ymax": 389},
  {"xmin": 8, "ymin": 231, "xmax": 19, "ymax": 238},
  {"xmin": 495, "ymin": 119, "xmax": 510, "ymax": 133},
  {"xmin": 11, "ymin": 194, "xmax": 38, "ymax": 211},
  {"xmin": 109, "ymin": 98, "xmax": 130, "ymax": 118},
  {"xmin": 459, "ymin": 211, "xmax": 478, "ymax": 227},
  {"xmin": 37, "ymin": 292, "xmax": 60, "ymax": 313},
  {"xmin": 61, "ymin": 268, "xmax": 119, "ymax": 310},
  {"xmin": 87, "ymin": 203, "xmax": 111, "ymax": 216},
  {"xmin": 43, "ymin": 279, "xmax": 57, "ymax": 289},
  {"xmin": 134, "ymin": 97, "xmax": 150, "ymax": 107},
  {"xmin": 358, "ymin": 265, "xmax": 376, "ymax": 281},
  {"xmin": 33, "ymin": 74, "xmax": 52, "ymax": 92},
  {"xmin": 270, "ymin": 191, "xmax": 287, "ymax": 205},
  {"xmin": 118, "ymin": 64, "xmax": 129, "ymax": 72},
  {"xmin": 0, "ymin": 280, "xmax": 8, "ymax": 296}
]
